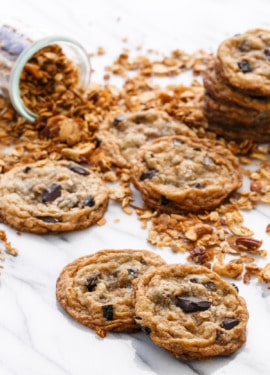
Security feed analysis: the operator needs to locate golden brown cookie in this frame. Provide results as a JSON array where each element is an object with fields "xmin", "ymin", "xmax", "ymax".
[
  {"xmin": 203, "ymin": 59, "xmax": 270, "ymax": 112},
  {"xmin": 134, "ymin": 264, "xmax": 249, "ymax": 360},
  {"xmin": 56, "ymin": 249, "xmax": 166, "ymax": 336},
  {"xmin": 217, "ymin": 28, "xmax": 270, "ymax": 95},
  {"xmin": 0, "ymin": 159, "xmax": 109, "ymax": 233},
  {"xmin": 202, "ymin": 118, "xmax": 270, "ymax": 143},
  {"xmin": 204, "ymin": 93, "xmax": 270, "ymax": 126},
  {"xmin": 130, "ymin": 135, "xmax": 242, "ymax": 213},
  {"xmin": 95, "ymin": 109, "xmax": 196, "ymax": 167}
]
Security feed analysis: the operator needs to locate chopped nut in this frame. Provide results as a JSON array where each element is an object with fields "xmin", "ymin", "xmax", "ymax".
[
  {"xmin": 235, "ymin": 237, "xmax": 262, "ymax": 250},
  {"xmin": 61, "ymin": 143, "xmax": 96, "ymax": 162},
  {"xmin": 184, "ymin": 223, "xmax": 213, "ymax": 241},
  {"xmin": 250, "ymin": 181, "xmax": 262, "ymax": 193},
  {"xmin": 58, "ymin": 117, "xmax": 82, "ymax": 146},
  {"xmin": 188, "ymin": 246, "xmax": 214, "ymax": 264},
  {"xmin": 243, "ymin": 263, "xmax": 262, "ymax": 284}
]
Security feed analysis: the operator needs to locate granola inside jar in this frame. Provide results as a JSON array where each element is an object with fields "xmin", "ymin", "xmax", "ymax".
[{"xmin": 0, "ymin": 22, "xmax": 91, "ymax": 122}]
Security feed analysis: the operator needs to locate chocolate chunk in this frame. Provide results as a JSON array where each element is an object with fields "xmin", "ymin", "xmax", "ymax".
[
  {"xmin": 160, "ymin": 195, "xmax": 170, "ymax": 205},
  {"xmin": 139, "ymin": 257, "xmax": 147, "ymax": 265},
  {"xmin": 222, "ymin": 317, "xmax": 240, "ymax": 330},
  {"xmin": 89, "ymin": 92, "xmax": 100, "ymax": 103},
  {"xmin": 140, "ymin": 169, "xmax": 157, "ymax": 181},
  {"xmin": 203, "ymin": 281, "xmax": 216, "ymax": 291},
  {"xmin": 191, "ymin": 183, "xmax": 205, "ymax": 189},
  {"xmin": 112, "ymin": 115, "xmax": 125, "ymax": 126},
  {"xmin": 239, "ymin": 41, "xmax": 251, "ymax": 52},
  {"xmin": 216, "ymin": 329, "xmax": 223, "ymax": 342},
  {"xmin": 264, "ymin": 48, "xmax": 270, "ymax": 57},
  {"xmin": 85, "ymin": 273, "xmax": 101, "ymax": 291},
  {"xmin": 134, "ymin": 115, "xmax": 146, "ymax": 124},
  {"xmin": 175, "ymin": 296, "xmax": 211, "ymax": 313},
  {"xmin": 102, "ymin": 304, "xmax": 114, "ymax": 321},
  {"xmin": 141, "ymin": 326, "xmax": 151, "ymax": 335},
  {"xmin": 231, "ymin": 283, "xmax": 239, "ymax": 293},
  {"xmin": 23, "ymin": 166, "xmax": 31, "ymax": 173},
  {"xmin": 67, "ymin": 163, "xmax": 90, "ymax": 175},
  {"xmin": 36, "ymin": 216, "xmax": 59, "ymax": 223},
  {"xmin": 41, "ymin": 183, "xmax": 62, "ymax": 203},
  {"xmin": 127, "ymin": 268, "xmax": 138, "ymax": 277},
  {"xmin": 93, "ymin": 137, "xmax": 101, "ymax": 148},
  {"xmin": 82, "ymin": 195, "xmax": 95, "ymax": 207},
  {"xmin": 237, "ymin": 61, "xmax": 252, "ymax": 73}
]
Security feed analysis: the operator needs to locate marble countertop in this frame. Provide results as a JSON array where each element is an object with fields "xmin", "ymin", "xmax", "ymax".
[{"xmin": 1, "ymin": 0, "xmax": 270, "ymax": 374}]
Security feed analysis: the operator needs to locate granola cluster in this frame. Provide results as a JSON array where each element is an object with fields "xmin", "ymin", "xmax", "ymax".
[
  {"xmin": 0, "ymin": 43, "xmax": 269, "ymax": 285},
  {"xmin": 0, "ymin": 229, "xmax": 18, "ymax": 276}
]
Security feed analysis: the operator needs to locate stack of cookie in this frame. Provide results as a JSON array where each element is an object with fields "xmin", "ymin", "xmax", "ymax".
[
  {"xmin": 56, "ymin": 249, "xmax": 249, "ymax": 360},
  {"xmin": 203, "ymin": 28, "xmax": 270, "ymax": 142}
]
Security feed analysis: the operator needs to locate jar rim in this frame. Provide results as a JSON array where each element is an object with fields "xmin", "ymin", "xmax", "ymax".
[{"xmin": 9, "ymin": 35, "xmax": 91, "ymax": 122}]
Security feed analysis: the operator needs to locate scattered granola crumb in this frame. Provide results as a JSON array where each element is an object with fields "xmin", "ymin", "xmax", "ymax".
[
  {"xmin": 0, "ymin": 229, "xmax": 19, "ymax": 276},
  {"xmin": 4, "ymin": 241, "xmax": 19, "ymax": 256},
  {"xmin": 97, "ymin": 218, "xmax": 107, "ymax": 226}
]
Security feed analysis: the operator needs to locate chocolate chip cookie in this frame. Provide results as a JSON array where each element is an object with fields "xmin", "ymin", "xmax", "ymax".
[
  {"xmin": 0, "ymin": 159, "xmax": 109, "ymax": 233},
  {"xmin": 134, "ymin": 264, "xmax": 249, "ymax": 360},
  {"xmin": 56, "ymin": 249, "xmax": 166, "ymax": 336},
  {"xmin": 204, "ymin": 59, "xmax": 270, "ymax": 112},
  {"xmin": 130, "ymin": 135, "xmax": 242, "ymax": 213},
  {"xmin": 96, "ymin": 109, "xmax": 196, "ymax": 167},
  {"xmin": 217, "ymin": 28, "xmax": 270, "ymax": 95}
]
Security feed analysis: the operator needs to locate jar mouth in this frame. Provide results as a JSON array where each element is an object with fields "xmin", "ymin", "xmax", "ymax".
[{"xmin": 9, "ymin": 36, "xmax": 91, "ymax": 122}]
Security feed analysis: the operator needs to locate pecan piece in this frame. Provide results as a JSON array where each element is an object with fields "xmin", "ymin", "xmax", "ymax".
[
  {"xmin": 250, "ymin": 181, "xmax": 262, "ymax": 193},
  {"xmin": 188, "ymin": 246, "xmax": 214, "ymax": 264},
  {"xmin": 235, "ymin": 237, "xmax": 262, "ymax": 251}
]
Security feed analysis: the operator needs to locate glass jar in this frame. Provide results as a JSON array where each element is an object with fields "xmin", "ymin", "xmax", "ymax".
[{"xmin": 0, "ymin": 21, "xmax": 91, "ymax": 122}]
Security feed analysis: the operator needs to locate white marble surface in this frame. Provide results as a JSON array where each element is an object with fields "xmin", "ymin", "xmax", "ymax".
[{"xmin": 1, "ymin": 0, "xmax": 270, "ymax": 374}]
